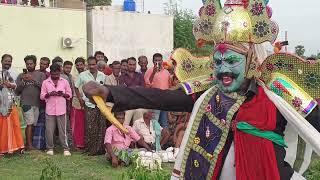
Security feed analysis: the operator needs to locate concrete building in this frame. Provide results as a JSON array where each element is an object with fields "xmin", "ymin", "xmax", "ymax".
[
  {"xmin": 0, "ymin": 4, "xmax": 173, "ymax": 71},
  {"xmin": 0, "ymin": 5, "xmax": 87, "ymax": 71},
  {"xmin": 87, "ymin": 6, "xmax": 174, "ymax": 65}
]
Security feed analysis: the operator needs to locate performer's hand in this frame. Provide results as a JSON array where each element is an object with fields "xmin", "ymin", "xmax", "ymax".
[
  {"xmin": 82, "ymin": 81, "xmax": 109, "ymax": 102},
  {"xmin": 111, "ymin": 156, "xmax": 119, "ymax": 168}
]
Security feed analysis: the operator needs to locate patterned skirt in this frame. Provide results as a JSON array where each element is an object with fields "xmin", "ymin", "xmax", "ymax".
[
  {"xmin": 0, "ymin": 107, "xmax": 24, "ymax": 154},
  {"xmin": 32, "ymin": 108, "xmax": 46, "ymax": 150},
  {"xmin": 84, "ymin": 107, "xmax": 110, "ymax": 155}
]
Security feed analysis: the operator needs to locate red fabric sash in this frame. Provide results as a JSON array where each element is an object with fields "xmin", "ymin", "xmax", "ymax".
[
  {"xmin": 234, "ymin": 87, "xmax": 280, "ymax": 180},
  {"xmin": 71, "ymin": 108, "xmax": 85, "ymax": 148}
]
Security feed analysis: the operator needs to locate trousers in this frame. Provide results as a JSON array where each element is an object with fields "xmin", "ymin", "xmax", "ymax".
[{"xmin": 45, "ymin": 114, "xmax": 69, "ymax": 150}]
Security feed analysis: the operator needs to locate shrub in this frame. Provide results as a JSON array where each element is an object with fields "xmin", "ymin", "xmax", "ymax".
[{"xmin": 40, "ymin": 158, "xmax": 62, "ymax": 180}]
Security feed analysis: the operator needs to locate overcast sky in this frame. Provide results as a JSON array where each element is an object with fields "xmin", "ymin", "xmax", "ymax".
[{"xmin": 118, "ymin": 0, "xmax": 319, "ymax": 56}]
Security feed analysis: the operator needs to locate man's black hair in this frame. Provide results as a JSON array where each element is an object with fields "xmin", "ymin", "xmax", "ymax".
[
  {"xmin": 94, "ymin": 51, "xmax": 104, "ymax": 57},
  {"xmin": 112, "ymin": 61, "xmax": 121, "ymax": 66},
  {"xmin": 52, "ymin": 56, "xmax": 63, "ymax": 65},
  {"xmin": 75, "ymin": 57, "xmax": 85, "ymax": 65},
  {"xmin": 40, "ymin": 57, "xmax": 50, "ymax": 65},
  {"xmin": 138, "ymin": 55, "xmax": 147, "ymax": 62},
  {"xmin": 63, "ymin": 61, "xmax": 73, "ymax": 67},
  {"xmin": 50, "ymin": 63, "xmax": 61, "ymax": 72},
  {"xmin": 24, "ymin": 55, "xmax": 37, "ymax": 64},
  {"xmin": 87, "ymin": 56, "xmax": 97, "ymax": 64},
  {"xmin": 121, "ymin": 59, "xmax": 128, "ymax": 65},
  {"xmin": 152, "ymin": 53, "xmax": 163, "ymax": 60},
  {"xmin": 1, "ymin": 54, "xmax": 13, "ymax": 62},
  {"xmin": 127, "ymin": 57, "xmax": 137, "ymax": 62}
]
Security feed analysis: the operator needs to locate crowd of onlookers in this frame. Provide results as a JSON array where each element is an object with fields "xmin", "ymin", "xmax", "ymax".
[{"xmin": 0, "ymin": 51, "xmax": 189, "ymax": 167}]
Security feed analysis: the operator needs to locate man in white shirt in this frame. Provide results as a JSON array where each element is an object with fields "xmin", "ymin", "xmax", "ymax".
[
  {"xmin": 1, "ymin": 54, "xmax": 18, "ymax": 81},
  {"xmin": 105, "ymin": 61, "xmax": 121, "ymax": 86},
  {"xmin": 75, "ymin": 56, "xmax": 107, "ymax": 155},
  {"xmin": 132, "ymin": 110, "xmax": 170, "ymax": 150}
]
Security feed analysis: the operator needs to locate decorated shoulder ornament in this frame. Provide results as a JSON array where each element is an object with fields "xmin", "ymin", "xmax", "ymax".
[
  {"xmin": 171, "ymin": 48, "xmax": 215, "ymax": 95},
  {"xmin": 260, "ymin": 53, "xmax": 320, "ymax": 117}
]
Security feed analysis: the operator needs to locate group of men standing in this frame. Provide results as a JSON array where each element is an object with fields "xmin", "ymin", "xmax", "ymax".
[{"xmin": 0, "ymin": 51, "xmax": 174, "ymax": 157}]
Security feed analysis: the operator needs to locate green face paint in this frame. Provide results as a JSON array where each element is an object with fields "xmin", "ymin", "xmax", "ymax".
[{"xmin": 213, "ymin": 49, "xmax": 246, "ymax": 93}]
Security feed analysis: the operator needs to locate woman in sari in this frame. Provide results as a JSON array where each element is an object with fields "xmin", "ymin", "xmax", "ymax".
[{"xmin": 0, "ymin": 69, "xmax": 24, "ymax": 155}]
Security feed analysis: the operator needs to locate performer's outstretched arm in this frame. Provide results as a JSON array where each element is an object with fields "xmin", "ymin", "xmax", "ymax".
[
  {"xmin": 106, "ymin": 85, "xmax": 198, "ymax": 112},
  {"xmin": 82, "ymin": 81, "xmax": 202, "ymax": 113}
]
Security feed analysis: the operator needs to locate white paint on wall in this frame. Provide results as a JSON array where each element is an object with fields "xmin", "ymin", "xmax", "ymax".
[
  {"xmin": 0, "ymin": 5, "xmax": 87, "ymax": 72},
  {"xmin": 87, "ymin": 7, "xmax": 174, "ymax": 65}
]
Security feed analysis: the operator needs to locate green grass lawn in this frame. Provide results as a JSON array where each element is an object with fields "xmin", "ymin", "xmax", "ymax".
[
  {"xmin": 1, "ymin": 150, "xmax": 320, "ymax": 180},
  {"xmin": 1, "ymin": 127, "xmax": 319, "ymax": 180},
  {"xmin": 0, "ymin": 150, "xmax": 173, "ymax": 180},
  {"xmin": 0, "ymin": 150, "xmax": 125, "ymax": 180},
  {"xmin": 304, "ymin": 155, "xmax": 320, "ymax": 180},
  {"xmin": 0, "ymin": 127, "xmax": 173, "ymax": 180}
]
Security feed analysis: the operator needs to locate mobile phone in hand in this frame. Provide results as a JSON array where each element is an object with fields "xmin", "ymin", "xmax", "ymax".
[
  {"xmin": 23, "ymin": 69, "xmax": 27, "ymax": 74},
  {"xmin": 156, "ymin": 62, "xmax": 161, "ymax": 72},
  {"xmin": 57, "ymin": 91, "xmax": 63, "ymax": 96}
]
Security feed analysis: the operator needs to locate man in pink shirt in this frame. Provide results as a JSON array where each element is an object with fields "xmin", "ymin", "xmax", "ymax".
[
  {"xmin": 104, "ymin": 112, "xmax": 152, "ymax": 168},
  {"xmin": 144, "ymin": 53, "xmax": 171, "ymax": 90},
  {"xmin": 144, "ymin": 53, "xmax": 171, "ymax": 129},
  {"xmin": 40, "ymin": 63, "xmax": 72, "ymax": 156}
]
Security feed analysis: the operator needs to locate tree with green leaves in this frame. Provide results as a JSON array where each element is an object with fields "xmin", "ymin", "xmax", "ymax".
[
  {"xmin": 295, "ymin": 45, "xmax": 306, "ymax": 57},
  {"xmin": 310, "ymin": 54, "xmax": 317, "ymax": 59},
  {"xmin": 309, "ymin": 52, "xmax": 320, "ymax": 61},
  {"xmin": 86, "ymin": 0, "xmax": 111, "ymax": 6},
  {"xmin": 164, "ymin": 0, "xmax": 212, "ymax": 56}
]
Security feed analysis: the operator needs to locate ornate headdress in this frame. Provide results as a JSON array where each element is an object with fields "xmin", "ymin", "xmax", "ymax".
[
  {"xmin": 172, "ymin": 0, "xmax": 277, "ymax": 95},
  {"xmin": 172, "ymin": 0, "xmax": 319, "ymax": 117},
  {"xmin": 193, "ymin": 0, "xmax": 278, "ymax": 46}
]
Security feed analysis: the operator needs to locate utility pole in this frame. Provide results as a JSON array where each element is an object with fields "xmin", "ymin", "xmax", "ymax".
[
  {"xmin": 142, "ymin": 0, "xmax": 144, "ymax": 13},
  {"xmin": 285, "ymin": 31, "xmax": 288, "ymax": 52}
]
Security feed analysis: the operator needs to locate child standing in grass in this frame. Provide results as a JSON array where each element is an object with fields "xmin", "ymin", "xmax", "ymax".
[{"xmin": 104, "ymin": 112, "xmax": 151, "ymax": 168}]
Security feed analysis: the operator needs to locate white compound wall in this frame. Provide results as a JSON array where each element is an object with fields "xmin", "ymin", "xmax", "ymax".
[{"xmin": 87, "ymin": 6, "xmax": 174, "ymax": 65}]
